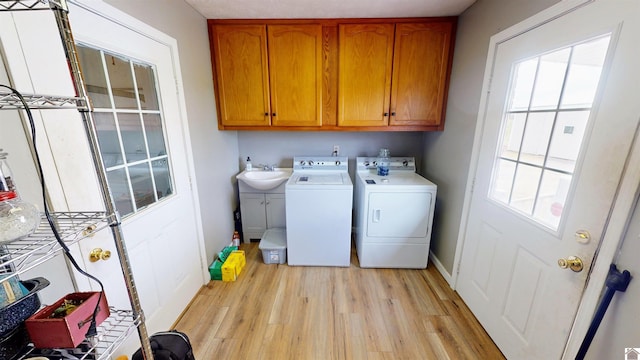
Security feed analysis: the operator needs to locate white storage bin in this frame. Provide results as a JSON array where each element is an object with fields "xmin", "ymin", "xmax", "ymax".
[{"xmin": 259, "ymin": 228, "xmax": 287, "ymax": 264}]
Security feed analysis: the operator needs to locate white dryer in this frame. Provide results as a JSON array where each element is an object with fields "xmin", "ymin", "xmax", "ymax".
[
  {"xmin": 354, "ymin": 157, "xmax": 437, "ymax": 268},
  {"xmin": 286, "ymin": 156, "xmax": 353, "ymax": 267}
]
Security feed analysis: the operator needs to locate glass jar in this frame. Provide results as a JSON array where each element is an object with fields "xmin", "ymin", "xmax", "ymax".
[
  {"xmin": 0, "ymin": 191, "xmax": 40, "ymax": 244},
  {"xmin": 377, "ymin": 148, "xmax": 390, "ymax": 176}
]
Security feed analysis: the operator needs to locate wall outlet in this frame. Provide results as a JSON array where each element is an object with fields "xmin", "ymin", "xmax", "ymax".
[{"xmin": 333, "ymin": 145, "xmax": 340, "ymax": 156}]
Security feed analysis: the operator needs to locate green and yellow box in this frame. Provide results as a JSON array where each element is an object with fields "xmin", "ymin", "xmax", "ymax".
[{"xmin": 209, "ymin": 259, "xmax": 223, "ymax": 281}]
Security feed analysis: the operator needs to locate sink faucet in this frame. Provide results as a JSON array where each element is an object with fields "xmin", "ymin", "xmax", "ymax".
[{"xmin": 259, "ymin": 164, "xmax": 277, "ymax": 171}]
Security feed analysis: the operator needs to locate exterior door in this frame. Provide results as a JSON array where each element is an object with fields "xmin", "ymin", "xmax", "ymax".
[{"xmin": 456, "ymin": 1, "xmax": 640, "ymax": 359}]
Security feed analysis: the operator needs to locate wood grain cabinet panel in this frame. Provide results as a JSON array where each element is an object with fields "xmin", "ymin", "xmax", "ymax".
[
  {"xmin": 390, "ymin": 22, "xmax": 454, "ymax": 127},
  {"xmin": 211, "ymin": 25, "xmax": 271, "ymax": 127},
  {"xmin": 268, "ymin": 25, "xmax": 323, "ymax": 127},
  {"xmin": 338, "ymin": 21, "xmax": 454, "ymax": 129},
  {"xmin": 338, "ymin": 24, "xmax": 395, "ymax": 127}
]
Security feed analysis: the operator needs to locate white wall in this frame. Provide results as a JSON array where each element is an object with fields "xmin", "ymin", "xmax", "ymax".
[
  {"xmin": 238, "ymin": 131, "xmax": 425, "ymax": 178},
  {"xmin": 421, "ymin": 0, "xmax": 561, "ymax": 276},
  {"xmin": 104, "ymin": 0, "xmax": 239, "ymax": 263}
]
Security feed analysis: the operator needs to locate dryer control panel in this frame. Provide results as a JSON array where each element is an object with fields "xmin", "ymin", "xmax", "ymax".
[{"xmin": 356, "ymin": 157, "xmax": 416, "ymax": 172}]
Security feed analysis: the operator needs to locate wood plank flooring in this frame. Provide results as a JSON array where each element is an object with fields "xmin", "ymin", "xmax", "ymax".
[{"xmin": 174, "ymin": 243, "xmax": 505, "ymax": 359}]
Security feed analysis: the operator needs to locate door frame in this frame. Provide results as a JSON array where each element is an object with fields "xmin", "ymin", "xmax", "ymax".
[{"xmin": 451, "ymin": 0, "xmax": 640, "ymax": 358}]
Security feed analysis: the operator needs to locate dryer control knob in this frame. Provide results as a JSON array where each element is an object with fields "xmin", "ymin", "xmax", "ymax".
[
  {"xmin": 364, "ymin": 161, "xmax": 370, "ymax": 167},
  {"xmin": 335, "ymin": 160, "xmax": 341, "ymax": 166},
  {"xmin": 309, "ymin": 160, "xmax": 314, "ymax": 166},
  {"xmin": 299, "ymin": 160, "xmax": 306, "ymax": 166},
  {"xmin": 403, "ymin": 160, "xmax": 409, "ymax": 167}
]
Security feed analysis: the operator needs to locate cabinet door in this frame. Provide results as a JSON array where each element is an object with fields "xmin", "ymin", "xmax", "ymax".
[
  {"xmin": 265, "ymin": 193, "xmax": 286, "ymax": 228},
  {"xmin": 211, "ymin": 25, "xmax": 271, "ymax": 126},
  {"xmin": 268, "ymin": 25, "xmax": 323, "ymax": 127},
  {"xmin": 338, "ymin": 24, "xmax": 395, "ymax": 127},
  {"xmin": 239, "ymin": 193, "xmax": 267, "ymax": 239},
  {"xmin": 390, "ymin": 22, "xmax": 453, "ymax": 127}
]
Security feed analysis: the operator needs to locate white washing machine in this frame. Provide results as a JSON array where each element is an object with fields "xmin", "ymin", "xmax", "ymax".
[
  {"xmin": 286, "ymin": 156, "xmax": 353, "ymax": 267},
  {"xmin": 354, "ymin": 157, "xmax": 437, "ymax": 268}
]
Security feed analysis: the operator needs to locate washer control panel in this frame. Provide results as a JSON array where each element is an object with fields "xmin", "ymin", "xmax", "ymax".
[
  {"xmin": 293, "ymin": 156, "xmax": 349, "ymax": 171},
  {"xmin": 356, "ymin": 157, "xmax": 416, "ymax": 172}
]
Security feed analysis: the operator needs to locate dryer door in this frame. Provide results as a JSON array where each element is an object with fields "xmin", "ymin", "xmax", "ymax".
[{"xmin": 367, "ymin": 192, "xmax": 431, "ymax": 239}]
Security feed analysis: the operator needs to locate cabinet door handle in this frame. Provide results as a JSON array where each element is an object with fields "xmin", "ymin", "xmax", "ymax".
[
  {"xmin": 266, "ymin": 201, "xmax": 270, "ymax": 205},
  {"xmin": 264, "ymin": 112, "xmax": 269, "ymax": 116},
  {"xmin": 272, "ymin": 113, "xmax": 277, "ymax": 117},
  {"xmin": 260, "ymin": 201, "xmax": 265, "ymax": 205},
  {"xmin": 391, "ymin": 112, "xmax": 396, "ymax": 116},
  {"xmin": 383, "ymin": 112, "xmax": 389, "ymax": 117}
]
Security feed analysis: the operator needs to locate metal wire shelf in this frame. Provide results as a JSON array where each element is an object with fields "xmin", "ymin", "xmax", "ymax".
[
  {"xmin": 0, "ymin": 91, "xmax": 88, "ymax": 110},
  {"xmin": 0, "ymin": 0, "xmax": 62, "ymax": 11},
  {"xmin": 15, "ymin": 308, "xmax": 140, "ymax": 360},
  {"xmin": 0, "ymin": 212, "xmax": 112, "ymax": 280}
]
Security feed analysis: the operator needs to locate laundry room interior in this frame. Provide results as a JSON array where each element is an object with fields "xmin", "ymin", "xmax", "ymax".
[{"xmin": 0, "ymin": 0, "xmax": 638, "ymax": 360}]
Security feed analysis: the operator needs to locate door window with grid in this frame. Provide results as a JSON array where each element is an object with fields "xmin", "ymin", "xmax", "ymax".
[
  {"xmin": 77, "ymin": 45, "xmax": 173, "ymax": 217},
  {"xmin": 489, "ymin": 35, "xmax": 610, "ymax": 230}
]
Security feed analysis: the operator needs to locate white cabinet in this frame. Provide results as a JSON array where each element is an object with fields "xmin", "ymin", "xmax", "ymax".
[{"xmin": 239, "ymin": 193, "xmax": 285, "ymax": 243}]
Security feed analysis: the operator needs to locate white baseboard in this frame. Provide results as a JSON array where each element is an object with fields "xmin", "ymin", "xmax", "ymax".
[{"xmin": 429, "ymin": 250, "xmax": 454, "ymax": 289}]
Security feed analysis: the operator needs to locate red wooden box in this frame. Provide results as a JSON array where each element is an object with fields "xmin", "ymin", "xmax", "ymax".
[{"xmin": 25, "ymin": 292, "xmax": 110, "ymax": 348}]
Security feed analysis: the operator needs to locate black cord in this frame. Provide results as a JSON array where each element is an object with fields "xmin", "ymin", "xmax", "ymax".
[{"xmin": 1, "ymin": 84, "xmax": 103, "ymax": 338}]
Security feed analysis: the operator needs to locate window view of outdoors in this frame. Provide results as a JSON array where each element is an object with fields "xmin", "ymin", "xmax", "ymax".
[
  {"xmin": 489, "ymin": 35, "xmax": 610, "ymax": 230},
  {"xmin": 77, "ymin": 45, "xmax": 173, "ymax": 217}
]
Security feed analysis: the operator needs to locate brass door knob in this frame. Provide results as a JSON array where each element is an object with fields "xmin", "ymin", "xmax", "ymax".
[
  {"xmin": 89, "ymin": 248, "xmax": 112, "ymax": 262},
  {"xmin": 558, "ymin": 256, "xmax": 583, "ymax": 272}
]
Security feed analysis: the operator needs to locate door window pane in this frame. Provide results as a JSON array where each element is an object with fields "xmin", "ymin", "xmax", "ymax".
[
  {"xmin": 143, "ymin": 114, "xmax": 167, "ymax": 157},
  {"xmin": 134, "ymin": 64, "xmax": 160, "ymax": 110},
  {"xmin": 530, "ymin": 49, "xmax": 570, "ymax": 110},
  {"xmin": 93, "ymin": 112, "xmax": 123, "ymax": 167},
  {"xmin": 499, "ymin": 113, "xmax": 526, "ymax": 161},
  {"xmin": 489, "ymin": 35, "xmax": 610, "ymax": 230},
  {"xmin": 77, "ymin": 46, "xmax": 110, "ymax": 108},
  {"xmin": 547, "ymin": 111, "xmax": 589, "ymax": 172},
  {"xmin": 508, "ymin": 59, "xmax": 538, "ymax": 111},
  {"xmin": 77, "ymin": 44, "xmax": 174, "ymax": 217},
  {"xmin": 561, "ymin": 37, "xmax": 609, "ymax": 109},
  {"xmin": 520, "ymin": 112, "xmax": 555, "ymax": 166},
  {"xmin": 533, "ymin": 170, "xmax": 572, "ymax": 229},
  {"xmin": 118, "ymin": 113, "xmax": 147, "ymax": 163}
]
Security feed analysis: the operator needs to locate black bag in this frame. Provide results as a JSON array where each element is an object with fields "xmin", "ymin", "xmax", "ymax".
[{"xmin": 132, "ymin": 330, "xmax": 195, "ymax": 360}]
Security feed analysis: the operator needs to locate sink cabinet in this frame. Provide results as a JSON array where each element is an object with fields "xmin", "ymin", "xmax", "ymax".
[{"xmin": 239, "ymin": 193, "xmax": 286, "ymax": 243}]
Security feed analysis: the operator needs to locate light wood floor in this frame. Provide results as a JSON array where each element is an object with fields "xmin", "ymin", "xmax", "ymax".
[{"xmin": 174, "ymin": 243, "xmax": 505, "ymax": 360}]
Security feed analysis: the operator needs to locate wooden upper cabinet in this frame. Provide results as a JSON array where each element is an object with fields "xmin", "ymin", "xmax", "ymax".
[
  {"xmin": 390, "ymin": 22, "xmax": 454, "ymax": 127},
  {"xmin": 338, "ymin": 24, "xmax": 395, "ymax": 127},
  {"xmin": 209, "ymin": 18, "xmax": 456, "ymax": 131},
  {"xmin": 268, "ymin": 25, "xmax": 323, "ymax": 127},
  {"xmin": 211, "ymin": 25, "xmax": 271, "ymax": 127}
]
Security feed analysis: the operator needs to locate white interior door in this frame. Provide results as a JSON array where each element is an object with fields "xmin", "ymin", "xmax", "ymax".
[
  {"xmin": 456, "ymin": 1, "xmax": 640, "ymax": 359},
  {"xmin": 67, "ymin": 1, "xmax": 205, "ymax": 343}
]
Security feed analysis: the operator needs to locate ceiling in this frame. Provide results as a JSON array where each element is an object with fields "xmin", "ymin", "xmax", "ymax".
[{"xmin": 183, "ymin": 0, "xmax": 476, "ymax": 19}]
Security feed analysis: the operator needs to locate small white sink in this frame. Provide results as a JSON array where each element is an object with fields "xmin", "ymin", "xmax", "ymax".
[{"xmin": 236, "ymin": 168, "xmax": 292, "ymax": 191}]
